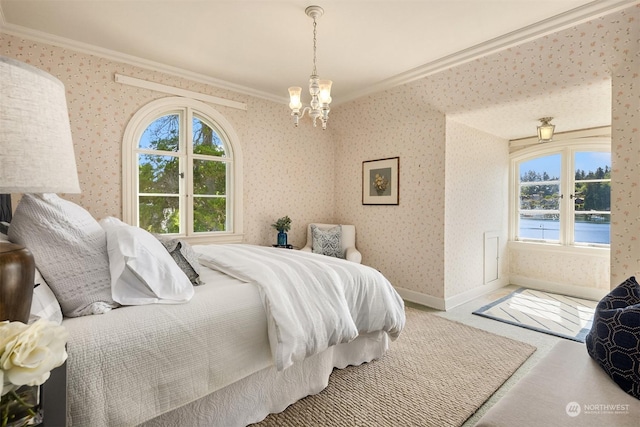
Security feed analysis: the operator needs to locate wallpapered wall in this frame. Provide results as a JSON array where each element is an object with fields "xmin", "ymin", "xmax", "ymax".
[
  {"xmin": 266, "ymin": 5, "xmax": 635, "ymax": 297},
  {"xmin": 0, "ymin": 33, "xmax": 335, "ymax": 248},
  {"xmin": 444, "ymin": 121, "xmax": 509, "ymax": 299},
  {"xmin": 1, "ymin": 5, "xmax": 637, "ymax": 307},
  {"xmin": 332, "ymin": 5, "xmax": 638, "ymax": 305},
  {"xmin": 611, "ymin": 42, "xmax": 640, "ymax": 285},
  {"xmin": 332, "ymin": 87, "xmax": 447, "ymax": 299}
]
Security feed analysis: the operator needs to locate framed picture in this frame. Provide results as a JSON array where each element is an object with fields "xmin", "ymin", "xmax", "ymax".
[{"xmin": 362, "ymin": 157, "xmax": 399, "ymax": 205}]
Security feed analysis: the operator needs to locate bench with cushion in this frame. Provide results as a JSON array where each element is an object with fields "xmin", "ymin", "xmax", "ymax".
[
  {"xmin": 476, "ymin": 277, "xmax": 640, "ymax": 426},
  {"xmin": 475, "ymin": 339, "xmax": 639, "ymax": 426}
]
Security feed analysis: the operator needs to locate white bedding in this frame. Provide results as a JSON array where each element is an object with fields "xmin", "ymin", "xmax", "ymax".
[
  {"xmin": 63, "ymin": 267, "xmax": 272, "ymax": 426},
  {"xmin": 62, "ymin": 244, "xmax": 405, "ymax": 426},
  {"xmin": 195, "ymin": 244, "xmax": 406, "ymax": 371}
]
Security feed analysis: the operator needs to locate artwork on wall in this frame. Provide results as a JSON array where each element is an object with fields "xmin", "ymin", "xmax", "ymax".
[{"xmin": 362, "ymin": 157, "xmax": 399, "ymax": 205}]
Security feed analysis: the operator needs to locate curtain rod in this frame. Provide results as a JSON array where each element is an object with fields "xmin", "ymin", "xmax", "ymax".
[{"xmin": 115, "ymin": 74, "xmax": 247, "ymax": 111}]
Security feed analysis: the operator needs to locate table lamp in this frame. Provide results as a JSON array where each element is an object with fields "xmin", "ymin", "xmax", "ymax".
[{"xmin": 0, "ymin": 56, "xmax": 81, "ymax": 322}]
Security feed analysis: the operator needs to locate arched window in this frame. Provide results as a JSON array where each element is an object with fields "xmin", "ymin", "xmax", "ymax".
[
  {"xmin": 123, "ymin": 97, "xmax": 243, "ymax": 243},
  {"xmin": 510, "ymin": 138, "xmax": 610, "ymax": 248}
]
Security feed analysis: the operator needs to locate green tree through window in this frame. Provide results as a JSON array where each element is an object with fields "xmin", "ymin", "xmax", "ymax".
[{"xmin": 136, "ymin": 111, "xmax": 230, "ymax": 234}]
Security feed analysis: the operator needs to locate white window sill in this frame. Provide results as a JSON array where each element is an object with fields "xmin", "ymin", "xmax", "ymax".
[{"xmin": 508, "ymin": 240, "xmax": 609, "ymax": 258}]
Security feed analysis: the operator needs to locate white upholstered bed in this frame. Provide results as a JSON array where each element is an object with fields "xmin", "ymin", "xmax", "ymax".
[{"xmin": 5, "ymin": 194, "xmax": 405, "ymax": 426}]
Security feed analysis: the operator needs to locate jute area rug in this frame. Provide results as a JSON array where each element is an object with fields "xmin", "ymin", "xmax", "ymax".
[{"xmin": 252, "ymin": 307, "xmax": 536, "ymax": 427}]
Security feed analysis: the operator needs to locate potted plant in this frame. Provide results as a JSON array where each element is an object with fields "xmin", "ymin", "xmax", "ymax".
[{"xmin": 271, "ymin": 216, "xmax": 292, "ymax": 246}]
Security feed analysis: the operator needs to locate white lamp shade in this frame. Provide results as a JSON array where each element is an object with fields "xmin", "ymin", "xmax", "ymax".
[
  {"xmin": 288, "ymin": 87, "xmax": 303, "ymax": 110},
  {"xmin": 0, "ymin": 56, "xmax": 80, "ymax": 193},
  {"xmin": 318, "ymin": 80, "xmax": 332, "ymax": 104}
]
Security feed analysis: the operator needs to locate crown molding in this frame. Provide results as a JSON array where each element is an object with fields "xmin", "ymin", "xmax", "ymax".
[
  {"xmin": 1, "ymin": 0, "xmax": 637, "ymax": 107},
  {"xmin": 337, "ymin": 0, "xmax": 640, "ymax": 105},
  {"xmin": 0, "ymin": 20, "xmax": 285, "ymax": 105}
]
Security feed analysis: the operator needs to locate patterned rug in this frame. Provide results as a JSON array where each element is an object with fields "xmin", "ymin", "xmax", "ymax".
[
  {"xmin": 252, "ymin": 307, "xmax": 536, "ymax": 427},
  {"xmin": 473, "ymin": 288, "xmax": 597, "ymax": 342}
]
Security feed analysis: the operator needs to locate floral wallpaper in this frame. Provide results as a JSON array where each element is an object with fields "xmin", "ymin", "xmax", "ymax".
[
  {"xmin": 332, "ymin": 87, "xmax": 447, "ymax": 298},
  {"xmin": 1, "ymin": 4, "xmax": 637, "ymax": 306},
  {"xmin": 332, "ymin": 5, "xmax": 639, "ymax": 304},
  {"xmin": 509, "ymin": 247, "xmax": 610, "ymax": 292},
  {"xmin": 444, "ymin": 120, "xmax": 509, "ymax": 298},
  {"xmin": 611, "ymin": 59, "xmax": 640, "ymax": 285},
  {"xmin": 0, "ymin": 33, "xmax": 335, "ymax": 248}
]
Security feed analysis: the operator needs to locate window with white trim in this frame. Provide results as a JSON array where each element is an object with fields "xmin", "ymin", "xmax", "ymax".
[
  {"xmin": 123, "ymin": 97, "xmax": 243, "ymax": 242},
  {"xmin": 511, "ymin": 139, "xmax": 610, "ymax": 247}
]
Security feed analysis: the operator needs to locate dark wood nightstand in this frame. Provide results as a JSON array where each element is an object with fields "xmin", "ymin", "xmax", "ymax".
[{"xmin": 41, "ymin": 362, "xmax": 67, "ymax": 427}]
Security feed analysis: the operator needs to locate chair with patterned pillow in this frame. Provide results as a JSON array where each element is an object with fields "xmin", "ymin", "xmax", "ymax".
[{"xmin": 300, "ymin": 223, "xmax": 362, "ymax": 263}]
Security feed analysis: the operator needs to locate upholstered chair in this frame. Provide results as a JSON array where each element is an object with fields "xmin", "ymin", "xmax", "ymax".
[{"xmin": 300, "ymin": 223, "xmax": 362, "ymax": 264}]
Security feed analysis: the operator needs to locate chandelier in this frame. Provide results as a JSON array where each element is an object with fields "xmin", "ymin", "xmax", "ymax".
[{"xmin": 288, "ymin": 5, "xmax": 332, "ymax": 130}]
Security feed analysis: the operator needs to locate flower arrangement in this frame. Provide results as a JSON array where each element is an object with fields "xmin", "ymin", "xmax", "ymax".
[
  {"xmin": 373, "ymin": 173, "xmax": 389, "ymax": 192},
  {"xmin": 271, "ymin": 216, "xmax": 292, "ymax": 233},
  {"xmin": 1, "ymin": 319, "xmax": 69, "ymax": 427}
]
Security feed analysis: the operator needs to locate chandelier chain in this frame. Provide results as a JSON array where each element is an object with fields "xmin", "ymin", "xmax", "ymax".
[{"xmin": 312, "ymin": 17, "xmax": 318, "ymax": 76}]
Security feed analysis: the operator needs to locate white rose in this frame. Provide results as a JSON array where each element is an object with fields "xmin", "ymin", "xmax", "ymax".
[
  {"xmin": 0, "ymin": 319, "xmax": 68, "ymax": 389},
  {"xmin": 0, "ymin": 321, "xmax": 29, "ymax": 396}
]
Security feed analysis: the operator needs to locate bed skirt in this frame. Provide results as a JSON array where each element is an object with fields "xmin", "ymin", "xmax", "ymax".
[{"xmin": 140, "ymin": 331, "xmax": 389, "ymax": 427}]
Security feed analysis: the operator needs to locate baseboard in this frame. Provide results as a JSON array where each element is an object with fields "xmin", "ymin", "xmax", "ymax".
[
  {"xmin": 509, "ymin": 275, "xmax": 608, "ymax": 301},
  {"xmin": 443, "ymin": 279, "xmax": 509, "ymax": 311},
  {"xmin": 395, "ymin": 286, "xmax": 446, "ymax": 311},
  {"xmin": 395, "ymin": 280, "xmax": 509, "ymax": 312},
  {"xmin": 395, "ymin": 275, "xmax": 605, "ymax": 312}
]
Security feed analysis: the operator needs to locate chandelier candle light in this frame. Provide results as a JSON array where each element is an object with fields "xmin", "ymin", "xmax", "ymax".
[{"xmin": 288, "ymin": 5, "xmax": 332, "ymax": 130}]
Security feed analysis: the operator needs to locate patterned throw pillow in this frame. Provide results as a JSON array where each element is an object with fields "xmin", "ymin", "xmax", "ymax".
[
  {"xmin": 585, "ymin": 276, "xmax": 640, "ymax": 399},
  {"xmin": 157, "ymin": 237, "xmax": 204, "ymax": 285},
  {"xmin": 311, "ymin": 225, "xmax": 345, "ymax": 259}
]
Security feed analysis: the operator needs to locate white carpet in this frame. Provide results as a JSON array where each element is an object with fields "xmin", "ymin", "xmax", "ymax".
[{"xmin": 473, "ymin": 288, "xmax": 597, "ymax": 342}]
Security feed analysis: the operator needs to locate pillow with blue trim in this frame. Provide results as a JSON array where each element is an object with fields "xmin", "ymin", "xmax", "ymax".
[
  {"xmin": 585, "ymin": 276, "xmax": 640, "ymax": 399},
  {"xmin": 311, "ymin": 225, "xmax": 345, "ymax": 259}
]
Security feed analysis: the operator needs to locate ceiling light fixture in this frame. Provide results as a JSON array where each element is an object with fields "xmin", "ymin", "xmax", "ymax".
[
  {"xmin": 537, "ymin": 117, "xmax": 555, "ymax": 142},
  {"xmin": 288, "ymin": 5, "xmax": 332, "ymax": 130}
]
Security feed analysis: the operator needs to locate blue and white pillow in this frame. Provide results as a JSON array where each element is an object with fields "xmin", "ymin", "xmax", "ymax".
[
  {"xmin": 311, "ymin": 225, "xmax": 345, "ymax": 259},
  {"xmin": 585, "ymin": 276, "xmax": 640, "ymax": 399}
]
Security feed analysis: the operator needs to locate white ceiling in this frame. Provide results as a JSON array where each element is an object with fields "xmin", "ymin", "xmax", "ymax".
[{"xmin": 0, "ymin": 1, "xmax": 632, "ymax": 139}]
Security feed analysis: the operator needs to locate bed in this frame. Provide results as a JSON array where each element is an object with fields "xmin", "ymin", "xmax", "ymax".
[{"xmin": 6, "ymin": 194, "xmax": 406, "ymax": 427}]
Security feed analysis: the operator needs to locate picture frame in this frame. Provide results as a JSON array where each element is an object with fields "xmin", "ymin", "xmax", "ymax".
[{"xmin": 362, "ymin": 157, "xmax": 399, "ymax": 205}]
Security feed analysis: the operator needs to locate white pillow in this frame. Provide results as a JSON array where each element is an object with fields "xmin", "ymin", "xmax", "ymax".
[
  {"xmin": 29, "ymin": 269, "xmax": 63, "ymax": 325},
  {"xmin": 100, "ymin": 217, "xmax": 194, "ymax": 305},
  {"xmin": 8, "ymin": 194, "xmax": 118, "ymax": 317}
]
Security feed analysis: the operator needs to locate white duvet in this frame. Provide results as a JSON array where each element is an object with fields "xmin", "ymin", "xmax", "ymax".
[{"xmin": 195, "ymin": 244, "xmax": 405, "ymax": 371}]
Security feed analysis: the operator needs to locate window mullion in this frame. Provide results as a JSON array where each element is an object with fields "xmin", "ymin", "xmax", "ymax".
[
  {"xmin": 560, "ymin": 147, "xmax": 572, "ymax": 245},
  {"xmin": 184, "ymin": 108, "xmax": 194, "ymax": 236}
]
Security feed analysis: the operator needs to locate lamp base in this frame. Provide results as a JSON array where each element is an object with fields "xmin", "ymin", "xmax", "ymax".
[{"xmin": 0, "ymin": 242, "xmax": 35, "ymax": 323}]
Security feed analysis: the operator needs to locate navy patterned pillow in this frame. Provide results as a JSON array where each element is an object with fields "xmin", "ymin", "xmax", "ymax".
[
  {"xmin": 585, "ymin": 276, "xmax": 640, "ymax": 399},
  {"xmin": 311, "ymin": 225, "xmax": 345, "ymax": 259}
]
